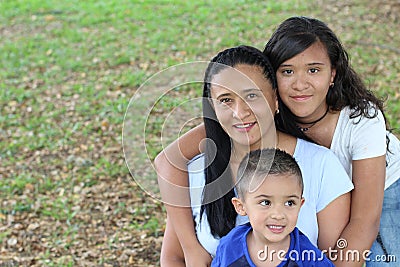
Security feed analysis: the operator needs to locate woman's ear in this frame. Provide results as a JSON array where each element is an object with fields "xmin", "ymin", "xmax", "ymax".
[
  {"xmin": 274, "ymin": 92, "xmax": 279, "ymax": 115},
  {"xmin": 232, "ymin": 197, "xmax": 247, "ymax": 216}
]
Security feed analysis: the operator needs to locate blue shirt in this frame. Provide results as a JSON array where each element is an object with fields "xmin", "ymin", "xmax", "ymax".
[{"xmin": 211, "ymin": 223, "xmax": 334, "ymax": 267}]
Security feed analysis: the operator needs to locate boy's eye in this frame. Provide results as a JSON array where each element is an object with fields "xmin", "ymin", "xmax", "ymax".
[
  {"xmin": 285, "ymin": 200, "xmax": 296, "ymax": 207},
  {"xmin": 260, "ymin": 200, "xmax": 271, "ymax": 206}
]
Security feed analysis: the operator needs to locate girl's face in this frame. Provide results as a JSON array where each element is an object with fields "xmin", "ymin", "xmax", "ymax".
[
  {"xmin": 276, "ymin": 42, "xmax": 336, "ymax": 123},
  {"xmin": 210, "ymin": 64, "xmax": 277, "ymax": 151}
]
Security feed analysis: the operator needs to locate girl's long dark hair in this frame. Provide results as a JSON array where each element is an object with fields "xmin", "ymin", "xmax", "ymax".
[
  {"xmin": 263, "ymin": 16, "xmax": 388, "ymax": 140},
  {"xmin": 201, "ymin": 45, "xmax": 277, "ymax": 237}
]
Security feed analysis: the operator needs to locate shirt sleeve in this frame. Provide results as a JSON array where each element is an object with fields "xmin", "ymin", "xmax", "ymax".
[
  {"xmin": 350, "ymin": 109, "xmax": 386, "ymax": 160},
  {"xmin": 316, "ymin": 150, "xmax": 354, "ymax": 212}
]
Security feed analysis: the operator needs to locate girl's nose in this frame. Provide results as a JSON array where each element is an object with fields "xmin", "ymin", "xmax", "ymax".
[{"xmin": 292, "ymin": 73, "xmax": 310, "ymax": 91}]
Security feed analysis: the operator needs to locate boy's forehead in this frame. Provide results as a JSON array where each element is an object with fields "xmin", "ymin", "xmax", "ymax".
[{"xmin": 246, "ymin": 173, "xmax": 302, "ymax": 195}]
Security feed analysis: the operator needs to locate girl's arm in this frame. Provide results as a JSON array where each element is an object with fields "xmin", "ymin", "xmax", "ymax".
[
  {"xmin": 156, "ymin": 124, "xmax": 212, "ymax": 266},
  {"xmin": 160, "ymin": 215, "xmax": 185, "ymax": 266},
  {"xmin": 317, "ymin": 192, "xmax": 351, "ymax": 251},
  {"xmin": 160, "ymin": 215, "xmax": 211, "ymax": 267},
  {"xmin": 334, "ymin": 155, "xmax": 386, "ymax": 267}
]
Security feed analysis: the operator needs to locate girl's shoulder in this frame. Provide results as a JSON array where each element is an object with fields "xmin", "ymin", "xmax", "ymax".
[{"xmin": 341, "ymin": 103, "xmax": 384, "ymax": 121}]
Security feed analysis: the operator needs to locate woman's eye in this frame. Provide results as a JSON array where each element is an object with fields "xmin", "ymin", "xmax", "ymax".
[
  {"xmin": 219, "ymin": 98, "xmax": 231, "ymax": 104},
  {"xmin": 309, "ymin": 68, "xmax": 319, "ymax": 74},
  {"xmin": 247, "ymin": 93, "xmax": 258, "ymax": 100},
  {"xmin": 260, "ymin": 200, "xmax": 271, "ymax": 206}
]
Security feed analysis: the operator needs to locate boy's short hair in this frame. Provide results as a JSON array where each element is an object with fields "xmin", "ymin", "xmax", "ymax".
[{"xmin": 236, "ymin": 148, "xmax": 303, "ymax": 198}]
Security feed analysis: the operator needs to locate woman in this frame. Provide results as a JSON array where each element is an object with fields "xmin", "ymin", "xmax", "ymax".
[{"xmin": 157, "ymin": 45, "xmax": 353, "ymax": 266}]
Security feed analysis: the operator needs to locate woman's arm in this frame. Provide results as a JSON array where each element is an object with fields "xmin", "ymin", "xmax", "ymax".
[
  {"xmin": 317, "ymin": 192, "xmax": 351, "ymax": 251},
  {"xmin": 334, "ymin": 155, "xmax": 386, "ymax": 267},
  {"xmin": 156, "ymin": 124, "xmax": 212, "ymax": 266}
]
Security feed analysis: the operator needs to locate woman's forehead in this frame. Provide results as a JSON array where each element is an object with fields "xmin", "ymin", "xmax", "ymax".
[{"xmin": 210, "ymin": 64, "xmax": 271, "ymax": 95}]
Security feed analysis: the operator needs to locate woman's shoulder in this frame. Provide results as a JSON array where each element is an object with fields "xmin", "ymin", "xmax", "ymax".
[
  {"xmin": 294, "ymin": 138, "xmax": 346, "ymax": 173},
  {"xmin": 187, "ymin": 153, "xmax": 205, "ymax": 170},
  {"xmin": 295, "ymin": 138, "xmax": 333, "ymax": 157}
]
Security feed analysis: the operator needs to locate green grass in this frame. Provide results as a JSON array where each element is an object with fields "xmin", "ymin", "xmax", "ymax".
[{"xmin": 1, "ymin": 0, "xmax": 399, "ymax": 265}]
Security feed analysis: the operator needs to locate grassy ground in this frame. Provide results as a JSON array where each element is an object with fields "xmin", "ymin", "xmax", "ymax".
[{"xmin": 1, "ymin": 0, "xmax": 399, "ymax": 266}]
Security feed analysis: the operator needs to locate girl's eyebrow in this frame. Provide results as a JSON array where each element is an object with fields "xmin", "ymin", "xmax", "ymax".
[
  {"xmin": 307, "ymin": 62, "xmax": 326, "ymax": 66},
  {"xmin": 279, "ymin": 62, "xmax": 326, "ymax": 67}
]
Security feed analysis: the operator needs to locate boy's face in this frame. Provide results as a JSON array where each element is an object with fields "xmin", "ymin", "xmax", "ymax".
[{"xmin": 232, "ymin": 173, "xmax": 304, "ymax": 245}]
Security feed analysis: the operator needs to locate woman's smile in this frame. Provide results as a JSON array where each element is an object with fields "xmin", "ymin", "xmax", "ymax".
[{"xmin": 233, "ymin": 122, "xmax": 257, "ymax": 132}]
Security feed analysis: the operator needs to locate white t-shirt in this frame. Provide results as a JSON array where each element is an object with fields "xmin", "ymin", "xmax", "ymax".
[
  {"xmin": 331, "ymin": 106, "xmax": 400, "ymax": 189},
  {"xmin": 189, "ymin": 138, "xmax": 354, "ymax": 257}
]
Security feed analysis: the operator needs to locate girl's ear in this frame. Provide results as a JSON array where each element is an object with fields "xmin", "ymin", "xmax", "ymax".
[
  {"xmin": 330, "ymin": 68, "xmax": 336, "ymax": 84},
  {"xmin": 232, "ymin": 197, "xmax": 247, "ymax": 216}
]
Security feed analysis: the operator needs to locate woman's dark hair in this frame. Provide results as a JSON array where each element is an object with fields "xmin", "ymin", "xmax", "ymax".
[
  {"xmin": 201, "ymin": 45, "xmax": 277, "ymax": 237},
  {"xmin": 263, "ymin": 16, "xmax": 388, "ymax": 140}
]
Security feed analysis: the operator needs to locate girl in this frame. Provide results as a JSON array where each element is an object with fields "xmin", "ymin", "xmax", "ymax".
[
  {"xmin": 263, "ymin": 16, "xmax": 400, "ymax": 267},
  {"xmin": 157, "ymin": 45, "xmax": 353, "ymax": 266}
]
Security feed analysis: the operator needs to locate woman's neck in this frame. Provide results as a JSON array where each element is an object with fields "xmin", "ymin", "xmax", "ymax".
[{"xmin": 275, "ymin": 131, "xmax": 296, "ymax": 156}]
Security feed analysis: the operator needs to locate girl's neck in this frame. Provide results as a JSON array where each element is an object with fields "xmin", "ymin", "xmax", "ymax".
[{"xmin": 300, "ymin": 110, "xmax": 341, "ymax": 149}]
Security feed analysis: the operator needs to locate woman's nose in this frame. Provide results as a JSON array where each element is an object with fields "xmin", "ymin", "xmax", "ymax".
[{"xmin": 232, "ymin": 99, "xmax": 251, "ymax": 119}]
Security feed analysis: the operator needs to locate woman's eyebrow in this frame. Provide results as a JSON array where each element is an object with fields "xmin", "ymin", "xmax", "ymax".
[
  {"xmin": 240, "ymin": 88, "xmax": 262, "ymax": 93},
  {"xmin": 215, "ymin": 92, "xmax": 231, "ymax": 99}
]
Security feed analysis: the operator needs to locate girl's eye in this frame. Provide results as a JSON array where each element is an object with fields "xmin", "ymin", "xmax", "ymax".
[
  {"xmin": 309, "ymin": 68, "xmax": 319, "ymax": 74},
  {"xmin": 260, "ymin": 200, "xmax": 271, "ymax": 206},
  {"xmin": 285, "ymin": 200, "xmax": 296, "ymax": 207},
  {"xmin": 281, "ymin": 69, "xmax": 293, "ymax": 75}
]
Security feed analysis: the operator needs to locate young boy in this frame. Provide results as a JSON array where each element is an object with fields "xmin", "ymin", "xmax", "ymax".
[{"xmin": 211, "ymin": 148, "xmax": 334, "ymax": 267}]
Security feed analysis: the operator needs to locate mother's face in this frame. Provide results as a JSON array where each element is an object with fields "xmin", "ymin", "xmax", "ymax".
[{"xmin": 209, "ymin": 64, "xmax": 278, "ymax": 151}]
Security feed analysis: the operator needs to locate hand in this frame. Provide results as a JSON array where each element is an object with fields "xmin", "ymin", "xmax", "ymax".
[{"xmin": 184, "ymin": 244, "xmax": 213, "ymax": 267}]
